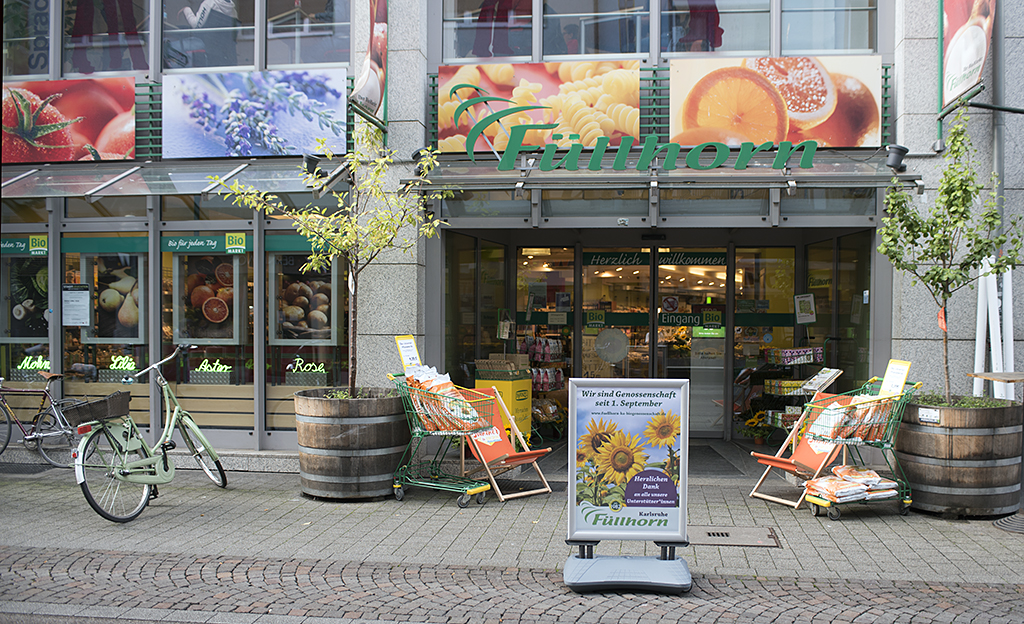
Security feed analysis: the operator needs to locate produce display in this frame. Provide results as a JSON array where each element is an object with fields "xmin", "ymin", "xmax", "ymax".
[
  {"xmin": 7, "ymin": 257, "xmax": 48, "ymax": 338},
  {"xmin": 182, "ymin": 255, "xmax": 235, "ymax": 340},
  {"xmin": 277, "ymin": 276, "xmax": 333, "ymax": 340},
  {"xmin": 93, "ymin": 256, "xmax": 140, "ymax": 339}
]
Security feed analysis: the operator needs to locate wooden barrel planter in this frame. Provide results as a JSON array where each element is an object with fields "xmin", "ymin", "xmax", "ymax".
[
  {"xmin": 895, "ymin": 401, "xmax": 1023, "ymax": 516},
  {"xmin": 294, "ymin": 388, "xmax": 410, "ymax": 500}
]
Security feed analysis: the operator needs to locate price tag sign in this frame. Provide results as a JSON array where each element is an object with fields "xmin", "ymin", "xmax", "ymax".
[
  {"xmin": 394, "ymin": 335, "xmax": 422, "ymax": 371},
  {"xmin": 62, "ymin": 283, "xmax": 90, "ymax": 327}
]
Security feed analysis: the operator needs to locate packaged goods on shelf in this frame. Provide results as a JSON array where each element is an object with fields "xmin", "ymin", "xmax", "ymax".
[
  {"xmin": 532, "ymin": 398, "xmax": 561, "ymax": 423},
  {"xmin": 765, "ymin": 347, "xmax": 824, "ymax": 365},
  {"xmin": 763, "ymin": 378, "xmax": 810, "ymax": 396}
]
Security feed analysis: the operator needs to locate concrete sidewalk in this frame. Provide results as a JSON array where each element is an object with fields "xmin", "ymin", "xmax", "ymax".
[{"xmin": 1, "ymin": 441, "xmax": 1022, "ymax": 623}]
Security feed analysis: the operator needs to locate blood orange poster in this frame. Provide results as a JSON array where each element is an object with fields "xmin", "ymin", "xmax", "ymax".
[{"xmin": 669, "ymin": 56, "xmax": 882, "ymax": 149}]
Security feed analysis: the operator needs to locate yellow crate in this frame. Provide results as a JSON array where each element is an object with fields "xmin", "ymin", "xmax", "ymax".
[{"xmin": 476, "ymin": 376, "xmax": 531, "ymax": 444}]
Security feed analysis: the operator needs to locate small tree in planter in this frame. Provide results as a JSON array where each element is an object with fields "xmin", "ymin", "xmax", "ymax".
[
  {"xmin": 218, "ymin": 121, "xmax": 451, "ymax": 395},
  {"xmin": 878, "ymin": 107, "xmax": 1022, "ymax": 404}
]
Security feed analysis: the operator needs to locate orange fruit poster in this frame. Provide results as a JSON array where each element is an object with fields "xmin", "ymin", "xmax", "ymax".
[{"xmin": 669, "ymin": 56, "xmax": 882, "ymax": 149}]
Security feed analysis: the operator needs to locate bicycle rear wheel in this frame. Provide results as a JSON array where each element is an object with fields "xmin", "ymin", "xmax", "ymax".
[
  {"xmin": 0, "ymin": 402, "xmax": 12, "ymax": 456},
  {"xmin": 78, "ymin": 426, "xmax": 153, "ymax": 522},
  {"xmin": 179, "ymin": 416, "xmax": 227, "ymax": 488},
  {"xmin": 33, "ymin": 409, "xmax": 79, "ymax": 468}
]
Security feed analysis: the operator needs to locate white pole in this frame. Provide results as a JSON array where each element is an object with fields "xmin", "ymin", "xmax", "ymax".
[
  {"xmin": 973, "ymin": 263, "xmax": 989, "ymax": 397},
  {"xmin": 1001, "ymin": 268, "xmax": 1015, "ymax": 401},
  {"xmin": 985, "ymin": 265, "xmax": 1005, "ymax": 399}
]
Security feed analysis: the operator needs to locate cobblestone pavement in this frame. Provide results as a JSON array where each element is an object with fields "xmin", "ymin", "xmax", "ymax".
[{"xmin": 2, "ymin": 443, "xmax": 1023, "ymax": 623}]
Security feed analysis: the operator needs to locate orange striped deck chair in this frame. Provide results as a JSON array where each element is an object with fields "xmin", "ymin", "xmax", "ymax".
[{"xmin": 462, "ymin": 387, "xmax": 552, "ymax": 502}]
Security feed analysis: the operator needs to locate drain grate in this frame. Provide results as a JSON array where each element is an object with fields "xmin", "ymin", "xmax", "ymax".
[
  {"xmin": 688, "ymin": 526, "xmax": 780, "ymax": 548},
  {"xmin": 707, "ymin": 531, "xmax": 729, "ymax": 538},
  {"xmin": 0, "ymin": 463, "xmax": 54, "ymax": 475},
  {"xmin": 993, "ymin": 511, "xmax": 1024, "ymax": 534}
]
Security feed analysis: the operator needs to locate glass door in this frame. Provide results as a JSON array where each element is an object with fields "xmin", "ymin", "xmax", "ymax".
[
  {"xmin": 655, "ymin": 249, "xmax": 727, "ymax": 433},
  {"xmin": 580, "ymin": 249, "xmax": 651, "ymax": 379}
]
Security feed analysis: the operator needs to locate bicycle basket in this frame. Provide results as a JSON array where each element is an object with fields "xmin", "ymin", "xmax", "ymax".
[{"xmin": 62, "ymin": 391, "xmax": 132, "ymax": 427}]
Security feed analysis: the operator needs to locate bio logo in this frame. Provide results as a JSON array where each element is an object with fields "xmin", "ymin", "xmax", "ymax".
[
  {"xmin": 225, "ymin": 233, "xmax": 246, "ymax": 254},
  {"xmin": 702, "ymin": 309, "xmax": 723, "ymax": 329},
  {"xmin": 29, "ymin": 235, "xmax": 47, "ymax": 256},
  {"xmin": 586, "ymin": 311, "xmax": 605, "ymax": 328}
]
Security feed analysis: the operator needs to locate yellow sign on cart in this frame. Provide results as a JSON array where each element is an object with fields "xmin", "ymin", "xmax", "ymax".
[{"xmin": 476, "ymin": 375, "xmax": 532, "ymax": 445}]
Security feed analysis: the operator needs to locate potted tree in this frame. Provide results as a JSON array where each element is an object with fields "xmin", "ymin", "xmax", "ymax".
[
  {"xmin": 217, "ymin": 122, "xmax": 454, "ymax": 499},
  {"xmin": 878, "ymin": 107, "xmax": 1023, "ymax": 516}
]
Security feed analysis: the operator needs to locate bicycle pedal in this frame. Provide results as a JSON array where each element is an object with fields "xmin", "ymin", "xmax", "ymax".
[
  {"xmin": 160, "ymin": 441, "xmax": 177, "ymax": 452},
  {"xmin": 149, "ymin": 486, "xmax": 159, "ymax": 500}
]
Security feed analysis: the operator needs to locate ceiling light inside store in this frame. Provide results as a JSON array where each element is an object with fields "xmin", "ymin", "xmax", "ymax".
[
  {"xmin": 716, "ymin": 272, "xmax": 727, "ymax": 280},
  {"xmin": 600, "ymin": 271, "xmax": 614, "ymax": 278},
  {"xmin": 522, "ymin": 248, "xmax": 550, "ymax": 256},
  {"xmin": 633, "ymin": 270, "xmax": 640, "ymax": 274},
  {"xmin": 616, "ymin": 267, "xmax": 622, "ymax": 271},
  {"xmin": 662, "ymin": 265, "xmax": 676, "ymax": 271},
  {"xmin": 698, "ymin": 280, "xmax": 703, "ymax": 284}
]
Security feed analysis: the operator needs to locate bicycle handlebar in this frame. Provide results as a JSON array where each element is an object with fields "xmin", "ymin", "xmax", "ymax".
[{"xmin": 121, "ymin": 344, "xmax": 192, "ymax": 384}]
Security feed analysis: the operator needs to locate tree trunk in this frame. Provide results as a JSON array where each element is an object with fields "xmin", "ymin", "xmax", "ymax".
[
  {"xmin": 942, "ymin": 299, "xmax": 951, "ymax": 404},
  {"xmin": 348, "ymin": 266, "xmax": 358, "ymax": 396}
]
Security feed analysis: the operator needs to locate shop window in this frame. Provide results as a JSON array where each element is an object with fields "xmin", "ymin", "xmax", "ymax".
[
  {"xmin": 3, "ymin": 0, "xmax": 49, "ymax": 77},
  {"xmin": 2, "ymin": 199, "xmax": 48, "ymax": 224},
  {"xmin": 162, "ymin": 0, "xmax": 254, "ymax": 70},
  {"xmin": 443, "ymin": 190, "xmax": 531, "ymax": 218},
  {"xmin": 781, "ymin": 0, "xmax": 876, "ymax": 54},
  {"xmin": 66, "ymin": 197, "xmax": 147, "ymax": 219},
  {"xmin": 267, "ymin": 0, "xmax": 350, "ymax": 65},
  {"xmin": 661, "ymin": 0, "xmax": 769, "ymax": 55},
  {"xmin": 0, "ymin": 241, "xmax": 50, "ymax": 383},
  {"xmin": 162, "ymin": 194, "xmax": 254, "ymax": 220},
  {"xmin": 443, "ymin": 0, "xmax": 533, "ymax": 61},
  {"xmin": 660, "ymin": 188, "xmax": 769, "ymax": 217},
  {"xmin": 445, "ymin": 232, "xmax": 477, "ymax": 387},
  {"xmin": 62, "ymin": 0, "xmax": 150, "ymax": 73},
  {"xmin": 541, "ymin": 189, "xmax": 648, "ymax": 217},
  {"xmin": 544, "ymin": 0, "xmax": 648, "ymax": 56},
  {"xmin": 782, "ymin": 188, "xmax": 875, "ymax": 216}
]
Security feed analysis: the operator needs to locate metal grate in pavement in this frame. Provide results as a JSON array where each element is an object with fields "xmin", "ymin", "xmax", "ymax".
[
  {"xmin": 688, "ymin": 526, "xmax": 780, "ymax": 548},
  {"xmin": 992, "ymin": 511, "xmax": 1024, "ymax": 534},
  {"xmin": 0, "ymin": 462, "xmax": 53, "ymax": 475}
]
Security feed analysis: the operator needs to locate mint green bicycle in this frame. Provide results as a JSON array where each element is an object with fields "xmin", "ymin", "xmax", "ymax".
[{"xmin": 71, "ymin": 344, "xmax": 226, "ymax": 522}]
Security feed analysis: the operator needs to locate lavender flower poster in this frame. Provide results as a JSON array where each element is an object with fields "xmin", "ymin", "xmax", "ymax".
[{"xmin": 162, "ymin": 70, "xmax": 347, "ymax": 159}]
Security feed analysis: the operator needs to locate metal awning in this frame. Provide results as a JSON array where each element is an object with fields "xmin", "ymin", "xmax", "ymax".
[
  {"xmin": 414, "ymin": 150, "xmax": 923, "ymax": 191},
  {"xmin": 0, "ymin": 159, "xmax": 331, "ymax": 202}
]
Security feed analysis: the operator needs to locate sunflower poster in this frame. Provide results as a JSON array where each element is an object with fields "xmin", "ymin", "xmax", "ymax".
[{"xmin": 568, "ymin": 378, "xmax": 689, "ymax": 542}]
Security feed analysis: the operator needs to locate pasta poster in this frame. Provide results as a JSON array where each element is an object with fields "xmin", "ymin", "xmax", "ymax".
[{"xmin": 436, "ymin": 61, "xmax": 640, "ymax": 153}]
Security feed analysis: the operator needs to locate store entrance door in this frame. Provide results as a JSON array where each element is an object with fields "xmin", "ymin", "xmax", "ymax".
[{"xmin": 580, "ymin": 249, "xmax": 651, "ymax": 379}]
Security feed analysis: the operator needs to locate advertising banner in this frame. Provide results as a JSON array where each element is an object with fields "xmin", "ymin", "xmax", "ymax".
[
  {"xmin": 568, "ymin": 378, "xmax": 688, "ymax": 542},
  {"xmin": 669, "ymin": 56, "xmax": 882, "ymax": 148},
  {"xmin": 1, "ymin": 77, "xmax": 135, "ymax": 163},
  {"xmin": 350, "ymin": 0, "xmax": 388, "ymax": 123},
  {"xmin": 942, "ymin": 0, "xmax": 997, "ymax": 107},
  {"xmin": 436, "ymin": 61, "xmax": 640, "ymax": 153},
  {"xmin": 161, "ymin": 69, "xmax": 347, "ymax": 158}
]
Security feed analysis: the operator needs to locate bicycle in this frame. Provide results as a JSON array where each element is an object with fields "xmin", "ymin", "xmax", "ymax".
[
  {"xmin": 0, "ymin": 372, "xmax": 84, "ymax": 468},
  {"xmin": 71, "ymin": 344, "xmax": 227, "ymax": 523}
]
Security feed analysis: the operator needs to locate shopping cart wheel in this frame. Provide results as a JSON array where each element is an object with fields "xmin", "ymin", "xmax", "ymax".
[
  {"xmin": 899, "ymin": 501, "xmax": 910, "ymax": 515},
  {"xmin": 457, "ymin": 494, "xmax": 470, "ymax": 508},
  {"xmin": 394, "ymin": 486, "xmax": 404, "ymax": 501},
  {"xmin": 810, "ymin": 503, "xmax": 822, "ymax": 517},
  {"xmin": 827, "ymin": 507, "xmax": 841, "ymax": 521},
  {"xmin": 475, "ymin": 492, "xmax": 486, "ymax": 505}
]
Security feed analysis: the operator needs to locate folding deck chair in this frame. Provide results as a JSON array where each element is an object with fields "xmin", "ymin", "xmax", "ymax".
[
  {"xmin": 748, "ymin": 391, "xmax": 845, "ymax": 510},
  {"xmin": 462, "ymin": 387, "xmax": 553, "ymax": 502}
]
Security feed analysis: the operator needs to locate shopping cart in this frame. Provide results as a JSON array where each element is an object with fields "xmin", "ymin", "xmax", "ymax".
[
  {"xmin": 388, "ymin": 374, "xmax": 493, "ymax": 507},
  {"xmin": 801, "ymin": 378, "xmax": 921, "ymax": 519}
]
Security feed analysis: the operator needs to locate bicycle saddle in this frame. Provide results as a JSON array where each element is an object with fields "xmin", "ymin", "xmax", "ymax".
[{"xmin": 37, "ymin": 372, "xmax": 64, "ymax": 380}]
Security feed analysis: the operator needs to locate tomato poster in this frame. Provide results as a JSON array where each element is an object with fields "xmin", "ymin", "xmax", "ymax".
[
  {"xmin": 436, "ymin": 61, "xmax": 640, "ymax": 153},
  {"xmin": 161, "ymin": 69, "xmax": 347, "ymax": 159},
  {"xmin": 568, "ymin": 378, "xmax": 688, "ymax": 542},
  {"xmin": 669, "ymin": 56, "xmax": 882, "ymax": 148},
  {"xmin": 942, "ymin": 0, "xmax": 997, "ymax": 107},
  {"xmin": 2, "ymin": 77, "xmax": 136, "ymax": 164}
]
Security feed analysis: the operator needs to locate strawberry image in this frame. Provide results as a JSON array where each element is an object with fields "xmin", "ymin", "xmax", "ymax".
[{"xmin": 2, "ymin": 87, "xmax": 83, "ymax": 163}]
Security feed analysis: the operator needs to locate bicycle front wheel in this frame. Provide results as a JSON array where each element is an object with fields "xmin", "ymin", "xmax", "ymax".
[
  {"xmin": 179, "ymin": 416, "xmax": 227, "ymax": 488},
  {"xmin": 34, "ymin": 409, "xmax": 79, "ymax": 468},
  {"xmin": 79, "ymin": 427, "xmax": 153, "ymax": 523},
  {"xmin": 0, "ymin": 402, "xmax": 12, "ymax": 456}
]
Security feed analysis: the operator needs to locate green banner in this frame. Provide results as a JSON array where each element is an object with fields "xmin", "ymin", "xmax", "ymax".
[
  {"xmin": 62, "ymin": 237, "xmax": 148, "ymax": 253},
  {"xmin": 658, "ymin": 313, "xmax": 702, "ymax": 327},
  {"xmin": 161, "ymin": 233, "xmax": 251, "ymax": 253},
  {"xmin": 1, "ymin": 236, "xmax": 47, "ymax": 255},
  {"xmin": 265, "ymin": 235, "xmax": 314, "ymax": 252}
]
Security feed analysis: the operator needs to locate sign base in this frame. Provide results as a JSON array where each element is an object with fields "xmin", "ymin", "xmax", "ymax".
[{"xmin": 563, "ymin": 555, "xmax": 692, "ymax": 594}]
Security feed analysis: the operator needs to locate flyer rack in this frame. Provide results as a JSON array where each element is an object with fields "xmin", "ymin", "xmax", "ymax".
[
  {"xmin": 388, "ymin": 374, "xmax": 493, "ymax": 507},
  {"xmin": 801, "ymin": 377, "xmax": 921, "ymax": 520}
]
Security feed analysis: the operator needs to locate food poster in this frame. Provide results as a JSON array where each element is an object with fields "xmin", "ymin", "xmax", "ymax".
[
  {"xmin": 270, "ymin": 253, "xmax": 337, "ymax": 345},
  {"xmin": 81, "ymin": 254, "xmax": 145, "ymax": 344},
  {"xmin": 161, "ymin": 69, "xmax": 347, "ymax": 158},
  {"xmin": 350, "ymin": 0, "xmax": 388, "ymax": 120},
  {"xmin": 568, "ymin": 378, "xmax": 688, "ymax": 542},
  {"xmin": 942, "ymin": 0, "xmax": 997, "ymax": 107},
  {"xmin": 436, "ymin": 61, "xmax": 640, "ymax": 153},
  {"xmin": 1, "ymin": 254, "xmax": 49, "ymax": 342},
  {"xmin": 1, "ymin": 77, "xmax": 136, "ymax": 163},
  {"xmin": 165, "ymin": 235, "xmax": 248, "ymax": 345},
  {"xmin": 669, "ymin": 56, "xmax": 882, "ymax": 148}
]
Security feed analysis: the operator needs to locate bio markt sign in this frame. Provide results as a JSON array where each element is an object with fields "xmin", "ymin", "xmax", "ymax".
[
  {"xmin": 161, "ymin": 234, "xmax": 251, "ymax": 253},
  {"xmin": 1, "ymin": 236, "xmax": 47, "ymax": 255},
  {"xmin": 568, "ymin": 378, "xmax": 688, "ymax": 542}
]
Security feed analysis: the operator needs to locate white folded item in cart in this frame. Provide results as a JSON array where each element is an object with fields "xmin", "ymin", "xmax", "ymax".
[
  {"xmin": 832, "ymin": 465, "xmax": 881, "ymax": 485},
  {"xmin": 869, "ymin": 478, "xmax": 898, "ymax": 490},
  {"xmin": 805, "ymin": 476, "xmax": 868, "ymax": 501},
  {"xmin": 865, "ymin": 489, "xmax": 898, "ymax": 500}
]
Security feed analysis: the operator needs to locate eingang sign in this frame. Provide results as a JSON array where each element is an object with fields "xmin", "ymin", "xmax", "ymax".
[{"xmin": 568, "ymin": 378, "xmax": 689, "ymax": 543}]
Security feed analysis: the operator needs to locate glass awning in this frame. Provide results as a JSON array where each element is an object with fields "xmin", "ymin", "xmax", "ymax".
[
  {"xmin": 416, "ymin": 149, "xmax": 921, "ymax": 190},
  {"xmin": 1, "ymin": 159, "xmax": 320, "ymax": 201}
]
